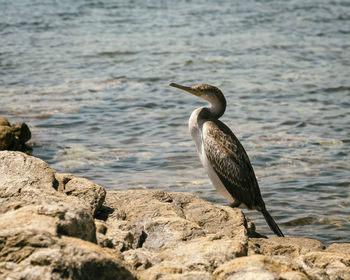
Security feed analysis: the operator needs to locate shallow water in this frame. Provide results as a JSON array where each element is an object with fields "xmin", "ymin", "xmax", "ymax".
[{"xmin": 1, "ymin": 0, "xmax": 349, "ymax": 244}]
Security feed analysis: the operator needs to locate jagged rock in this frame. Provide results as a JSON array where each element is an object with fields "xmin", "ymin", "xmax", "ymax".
[{"xmin": 0, "ymin": 117, "xmax": 31, "ymax": 153}]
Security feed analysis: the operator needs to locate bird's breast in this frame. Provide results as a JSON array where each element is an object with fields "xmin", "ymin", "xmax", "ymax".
[{"xmin": 188, "ymin": 119, "xmax": 235, "ymax": 204}]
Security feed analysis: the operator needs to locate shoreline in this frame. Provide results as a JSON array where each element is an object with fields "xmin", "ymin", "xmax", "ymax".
[{"xmin": 1, "ymin": 150, "xmax": 349, "ymax": 279}]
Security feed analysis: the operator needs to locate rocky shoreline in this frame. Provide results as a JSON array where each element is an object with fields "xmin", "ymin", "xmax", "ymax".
[
  {"xmin": 0, "ymin": 117, "xmax": 349, "ymax": 279},
  {"xmin": 0, "ymin": 151, "xmax": 349, "ymax": 279}
]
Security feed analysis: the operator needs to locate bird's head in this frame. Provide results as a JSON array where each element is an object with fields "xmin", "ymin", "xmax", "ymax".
[{"xmin": 169, "ymin": 83, "xmax": 226, "ymax": 107}]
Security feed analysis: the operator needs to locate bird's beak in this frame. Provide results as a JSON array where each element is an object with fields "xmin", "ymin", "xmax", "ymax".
[{"xmin": 169, "ymin": 83, "xmax": 203, "ymax": 97}]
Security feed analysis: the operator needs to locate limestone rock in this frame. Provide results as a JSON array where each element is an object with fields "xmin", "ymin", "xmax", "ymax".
[
  {"xmin": 98, "ymin": 190, "xmax": 251, "ymax": 279},
  {"xmin": 0, "ymin": 150, "xmax": 56, "ymax": 198},
  {"xmin": 297, "ymin": 251, "xmax": 350, "ymax": 280},
  {"xmin": 101, "ymin": 190, "xmax": 250, "ymax": 248},
  {"xmin": 247, "ymin": 237, "xmax": 350, "ymax": 279},
  {"xmin": 214, "ymin": 255, "xmax": 309, "ymax": 280},
  {"xmin": 0, "ymin": 210, "xmax": 134, "ymax": 280},
  {"xmin": 248, "ymin": 236, "xmax": 325, "ymax": 257},
  {"xmin": 0, "ymin": 117, "xmax": 31, "ymax": 153},
  {"xmin": 0, "ymin": 151, "xmax": 96, "ymax": 242},
  {"xmin": 326, "ymin": 243, "xmax": 350, "ymax": 256},
  {"xmin": 0, "ymin": 151, "xmax": 134, "ymax": 279},
  {"xmin": 1, "ymin": 151, "xmax": 349, "ymax": 280},
  {"xmin": 131, "ymin": 235, "xmax": 246, "ymax": 280},
  {"xmin": 55, "ymin": 173, "xmax": 106, "ymax": 217},
  {"xmin": 139, "ymin": 267, "xmax": 212, "ymax": 280},
  {"xmin": 213, "ymin": 254, "xmax": 309, "ymax": 280}
]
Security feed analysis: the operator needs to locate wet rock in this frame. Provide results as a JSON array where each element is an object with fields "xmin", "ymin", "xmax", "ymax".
[{"xmin": 0, "ymin": 117, "xmax": 32, "ymax": 153}]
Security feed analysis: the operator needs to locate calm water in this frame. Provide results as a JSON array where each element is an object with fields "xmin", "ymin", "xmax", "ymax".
[{"xmin": 1, "ymin": 0, "xmax": 349, "ymax": 244}]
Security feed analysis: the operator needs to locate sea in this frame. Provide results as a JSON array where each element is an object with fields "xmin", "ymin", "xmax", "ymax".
[{"xmin": 1, "ymin": 0, "xmax": 349, "ymax": 244}]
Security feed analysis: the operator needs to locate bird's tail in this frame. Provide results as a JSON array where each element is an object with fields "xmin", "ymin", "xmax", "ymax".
[{"xmin": 261, "ymin": 207, "xmax": 284, "ymax": 237}]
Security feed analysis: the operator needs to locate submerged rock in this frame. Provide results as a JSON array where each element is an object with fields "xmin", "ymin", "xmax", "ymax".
[
  {"xmin": 0, "ymin": 117, "xmax": 32, "ymax": 153},
  {"xmin": 0, "ymin": 151, "xmax": 349, "ymax": 280}
]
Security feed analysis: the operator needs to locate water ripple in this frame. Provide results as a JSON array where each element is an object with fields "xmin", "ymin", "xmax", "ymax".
[{"xmin": 1, "ymin": 0, "xmax": 349, "ymax": 244}]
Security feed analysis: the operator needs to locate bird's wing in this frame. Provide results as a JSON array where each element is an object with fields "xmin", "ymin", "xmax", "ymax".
[{"xmin": 202, "ymin": 120, "xmax": 264, "ymax": 209}]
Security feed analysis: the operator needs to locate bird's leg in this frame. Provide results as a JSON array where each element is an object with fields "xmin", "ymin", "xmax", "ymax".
[{"xmin": 228, "ymin": 200, "xmax": 241, "ymax": 208}]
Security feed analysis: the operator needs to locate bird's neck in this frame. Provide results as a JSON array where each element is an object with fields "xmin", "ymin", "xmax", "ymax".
[{"xmin": 207, "ymin": 100, "xmax": 226, "ymax": 119}]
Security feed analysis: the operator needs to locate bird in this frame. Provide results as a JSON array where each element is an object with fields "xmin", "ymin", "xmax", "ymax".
[{"xmin": 169, "ymin": 82, "xmax": 284, "ymax": 237}]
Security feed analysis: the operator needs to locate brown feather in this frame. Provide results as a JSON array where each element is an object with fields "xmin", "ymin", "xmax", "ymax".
[{"xmin": 203, "ymin": 120, "xmax": 264, "ymax": 209}]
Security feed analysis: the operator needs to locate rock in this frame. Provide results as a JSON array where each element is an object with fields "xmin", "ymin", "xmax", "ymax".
[
  {"xmin": 0, "ymin": 126, "xmax": 15, "ymax": 150},
  {"xmin": 0, "ymin": 117, "xmax": 32, "ymax": 153},
  {"xmin": 298, "ymin": 251, "xmax": 350, "ymax": 279},
  {"xmin": 98, "ymin": 190, "xmax": 251, "ymax": 279},
  {"xmin": 130, "ymin": 235, "xmax": 246, "ymax": 280},
  {"xmin": 0, "ymin": 150, "xmax": 56, "ymax": 198},
  {"xmin": 1, "ymin": 151, "xmax": 349, "ymax": 280},
  {"xmin": 139, "ymin": 266, "xmax": 212, "ymax": 280},
  {"xmin": 0, "ymin": 151, "xmax": 97, "ymax": 242},
  {"xmin": 55, "ymin": 173, "xmax": 106, "ymax": 216},
  {"xmin": 0, "ymin": 151, "xmax": 135, "ymax": 279},
  {"xmin": 12, "ymin": 122, "xmax": 31, "ymax": 143},
  {"xmin": 101, "ymin": 190, "xmax": 251, "ymax": 248},
  {"xmin": 326, "ymin": 243, "xmax": 350, "ymax": 256},
  {"xmin": 0, "ymin": 117, "xmax": 10, "ymax": 126},
  {"xmin": 248, "ymin": 236, "xmax": 325, "ymax": 258},
  {"xmin": 213, "ymin": 254, "xmax": 309, "ymax": 280},
  {"xmin": 0, "ymin": 211, "xmax": 135, "ymax": 280},
  {"xmin": 247, "ymin": 237, "xmax": 350, "ymax": 279}
]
